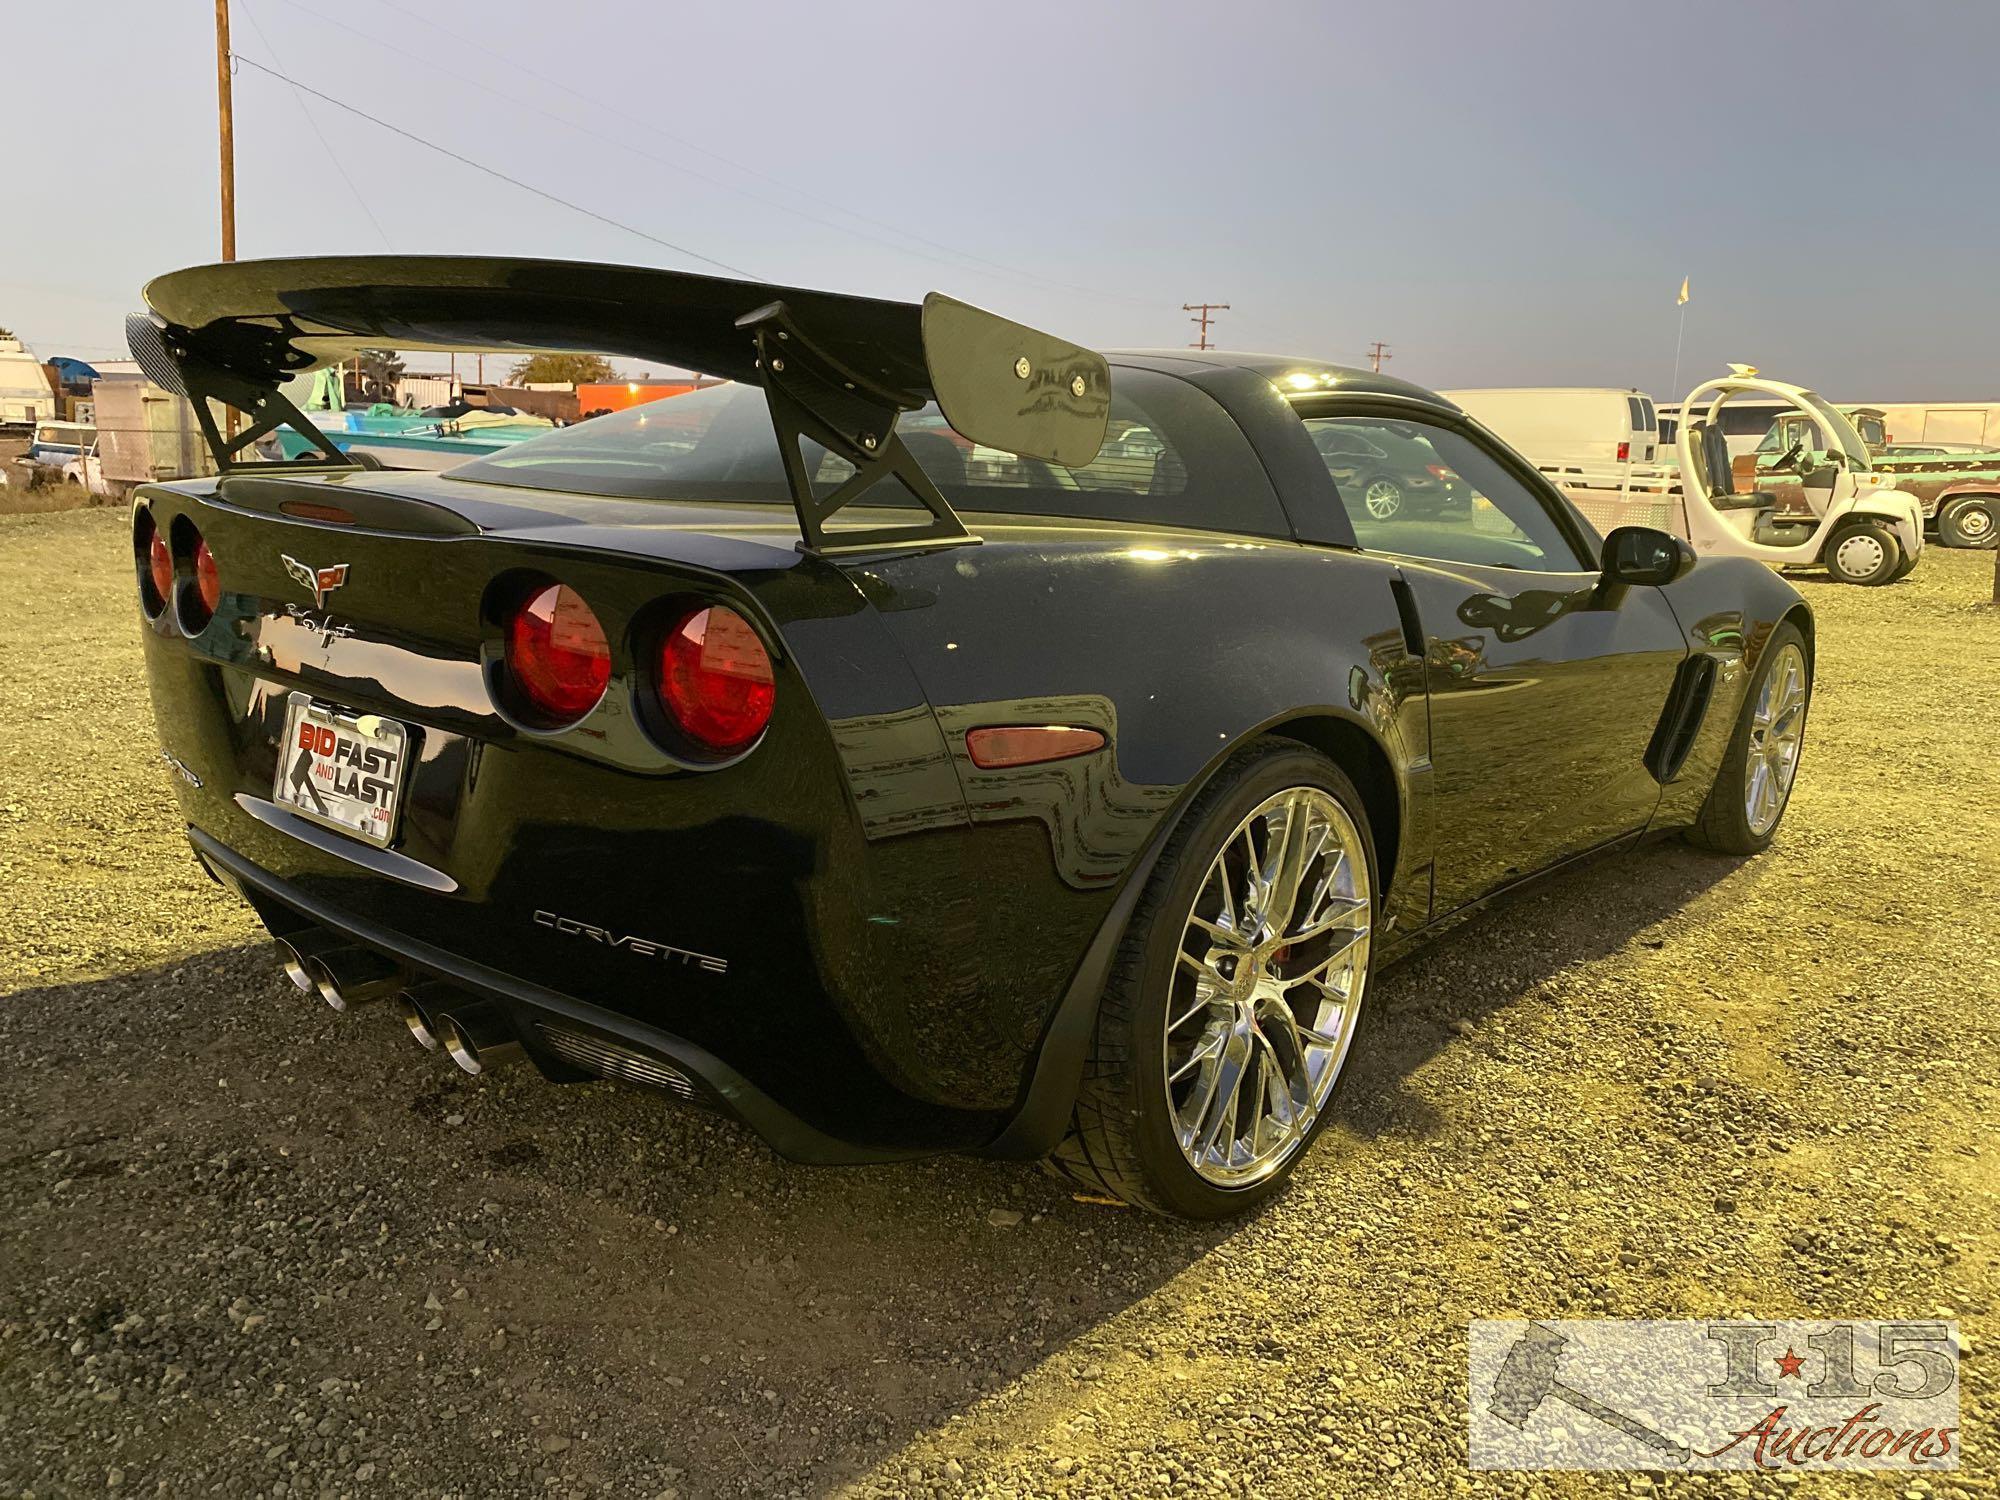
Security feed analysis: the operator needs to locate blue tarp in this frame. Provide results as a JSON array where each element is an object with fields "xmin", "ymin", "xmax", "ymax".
[{"xmin": 48, "ymin": 356, "xmax": 99, "ymax": 390}]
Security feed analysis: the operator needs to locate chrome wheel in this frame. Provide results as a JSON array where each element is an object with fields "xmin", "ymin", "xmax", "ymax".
[
  {"xmin": 1831, "ymin": 529, "xmax": 1887, "ymax": 581},
  {"xmin": 1363, "ymin": 478, "xmax": 1404, "ymax": 520},
  {"xmin": 1744, "ymin": 643, "xmax": 1807, "ymax": 836},
  {"xmin": 1164, "ymin": 787, "xmax": 1371, "ymax": 1188}
]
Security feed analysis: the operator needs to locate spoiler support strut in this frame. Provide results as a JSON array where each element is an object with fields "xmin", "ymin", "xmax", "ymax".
[
  {"xmin": 124, "ymin": 313, "xmax": 357, "ymax": 474},
  {"xmin": 741, "ymin": 301, "xmax": 974, "ymax": 555}
]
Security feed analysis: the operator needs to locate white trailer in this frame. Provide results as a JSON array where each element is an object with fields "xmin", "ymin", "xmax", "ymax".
[
  {"xmin": 1854, "ymin": 401, "xmax": 2000, "ymax": 448},
  {"xmin": 0, "ymin": 339, "xmax": 54, "ymax": 428}
]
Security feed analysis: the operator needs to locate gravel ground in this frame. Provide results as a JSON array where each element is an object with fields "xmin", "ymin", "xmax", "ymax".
[{"xmin": 1, "ymin": 508, "xmax": 1995, "ymax": 1499}]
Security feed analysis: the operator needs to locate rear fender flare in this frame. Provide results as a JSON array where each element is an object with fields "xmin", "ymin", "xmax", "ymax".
[{"xmin": 977, "ymin": 706, "xmax": 1409, "ymax": 1160}]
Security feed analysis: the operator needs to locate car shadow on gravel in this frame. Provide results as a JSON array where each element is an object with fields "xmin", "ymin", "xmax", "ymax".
[
  {"xmin": 0, "ymin": 844, "xmax": 1741, "ymax": 1494},
  {"xmin": 1332, "ymin": 839, "xmax": 1743, "ymax": 1142},
  {"xmin": 0, "ymin": 944, "xmax": 1239, "ymax": 1495}
]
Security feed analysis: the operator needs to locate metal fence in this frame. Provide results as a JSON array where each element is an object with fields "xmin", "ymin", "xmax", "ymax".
[{"xmin": 1551, "ymin": 465, "xmax": 1687, "ymax": 540}]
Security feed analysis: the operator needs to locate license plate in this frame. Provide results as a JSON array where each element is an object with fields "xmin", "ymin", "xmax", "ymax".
[{"xmin": 273, "ymin": 691, "xmax": 410, "ymax": 849}]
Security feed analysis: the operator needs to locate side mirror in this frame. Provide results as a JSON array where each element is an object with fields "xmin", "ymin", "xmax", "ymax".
[{"xmin": 1601, "ymin": 525, "xmax": 1696, "ymax": 587}]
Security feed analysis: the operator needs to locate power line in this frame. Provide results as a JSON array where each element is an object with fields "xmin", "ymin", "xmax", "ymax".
[
  {"xmin": 229, "ymin": 53, "xmax": 757, "ymax": 278},
  {"xmin": 1183, "ymin": 302, "xmax": 1230, "ymax": 351},
  {"xmin": 236, "ymin": 1, "xmax": 393, "ymax": 251},
  {"xmin": 310, "ymin": 0, "xmax": 1161, "ymax": 309}
]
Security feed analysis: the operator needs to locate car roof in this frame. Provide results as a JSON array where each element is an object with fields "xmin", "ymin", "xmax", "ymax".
[{"xmin": 1105, "ymin": 349, "xmax": 1459, "ymax": 412}]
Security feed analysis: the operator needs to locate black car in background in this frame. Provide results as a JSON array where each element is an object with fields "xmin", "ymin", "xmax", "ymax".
[
  {"xmin": 1310, "ymin": 418, "xmax": 1469, "ymax": 521},
  {"xmin": 126, "ymin": 258, "xmax": 1812, "ymax": 1217}
]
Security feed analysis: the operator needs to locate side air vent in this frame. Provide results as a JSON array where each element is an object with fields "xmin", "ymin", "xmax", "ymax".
[
  {"xmin": 1645, "ymin": 653, "xmax": 1720, "ymax": 784},
  {"xmin": 535, "ymin": 1024, "xmax": 702, "ymax": 1104}
]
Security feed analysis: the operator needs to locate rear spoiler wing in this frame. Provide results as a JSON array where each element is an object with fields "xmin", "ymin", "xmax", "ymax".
[{"xmin": 129, "ymin": 255, "xmax": 1111, "ymax": 553}]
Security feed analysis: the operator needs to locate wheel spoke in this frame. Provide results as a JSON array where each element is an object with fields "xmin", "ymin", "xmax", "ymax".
[
  {"xmin": 1167, "ymin": 985, "xmax": 1216, "ymax": 1035},
  {"xmin": 1211, "ymin": 847, "xmax": 1239, "ymax": 934},
  {"xmin": 1253, "ymin": 1030, "xmax": 1295, "ymax": 1136},
  {"xmin": 1291, "ymin": 924, "xmax": 1370, "ymax": 983},
  {"xmin": 1187, "ymin": 912, "xmax": 1242, "ymax": 949},
  {"xmin": 1168, "ymin": 1028, "xmax": 1224, "ymax": 1085},
  {"xmin": 1195, "ymin": 1039, "xmax": 1247, "ymax": 1162},
  {"xmin": 1176, "ymin": 948, "xmax": 1224, "ymax": 985},
  {"xmin": 1248, "ymin": 1049, "xmax": 1270, "ymax": 1158},
  {"xmin": 1287, "ymin": 895, "xmax": 1371, "ymax": 944},
  {"xmin": 1268, "ymin": 797, "xmax": 1330, "ymax": 936},
  {"xmin": 1296, "ymin": 1018, "xmax": 1347, "ymax": 1050}
]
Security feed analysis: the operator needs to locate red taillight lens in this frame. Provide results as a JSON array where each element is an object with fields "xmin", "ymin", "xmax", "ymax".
[
  {"xmin": 659, "ymin": 605, "xmax": 774, "ymax": 753},
  {"xmin": 147, "ymin": 528, "xmax": 174, "ymax": 605},
  {"xmin": 194, "ymin": 538, "xmax": 220, "ymax": 616},
  {"xmin": 1425, "ymin": 463, "xmax": 1451, "ymax": 480},
  {"xmin": 1617, "ymin": 441, "xmax": 1631, "ymax": 462},
  {"xmin": 506, "ymin": 583, "xmax": 611, "ymax": 723}
]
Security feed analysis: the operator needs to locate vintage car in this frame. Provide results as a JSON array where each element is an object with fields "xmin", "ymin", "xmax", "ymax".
[
  {"xmin": 1741, "ymin": 406, "xmax": 2000, "ymax": 549},
  {"xmin": 127, "ymin": 257, "xmax": 1813, "ymax": 1218}
]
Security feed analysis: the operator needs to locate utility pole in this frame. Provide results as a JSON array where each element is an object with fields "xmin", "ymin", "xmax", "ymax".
[
  {"xmin": 214, "ymin": 0, "xmax": 236, "ymax": 261},
  {"xmin": 1183, "ymin": 302, "xmax": 1229, "ymax": 351},
  {"xmin": 1366, "ymin": 341, "xmax": 1392, "ymax": 374}
]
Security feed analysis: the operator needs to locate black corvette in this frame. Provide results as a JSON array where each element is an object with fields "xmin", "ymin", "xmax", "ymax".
[{"xmin": 128, "ymin": 257, "xmax": 1813, "ymax": 1217}]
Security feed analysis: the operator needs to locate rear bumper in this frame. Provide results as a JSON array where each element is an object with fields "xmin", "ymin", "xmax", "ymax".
[{"xmin": 191, "ymin": 828, "xmax": 927, "ymax": 1166}]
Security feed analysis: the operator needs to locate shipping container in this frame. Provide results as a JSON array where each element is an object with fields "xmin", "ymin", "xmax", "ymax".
[{"xmin": 92, "ymin": 375, "xmax": 217, "ymax": 494}]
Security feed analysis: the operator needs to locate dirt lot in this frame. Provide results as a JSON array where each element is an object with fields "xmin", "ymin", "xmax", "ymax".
[{"xmin": 1, "ymin": 508, "xmax": 1995, "ymax": 1498}]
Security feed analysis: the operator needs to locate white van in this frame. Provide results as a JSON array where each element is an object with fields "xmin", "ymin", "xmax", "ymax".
[
  {"xmin": 1437, "ymin": 386, "xmax": 1659, "ymax": 484},
  {"xmin": 1657, "ymin": 396, "xmax": 1791, "ymax": 466},
  {"xmin": 0, "ymin": 339, "xmax": 53, "ymax": 429},
  {"xmin": 1854, "ymin": 402, "xmax": 2000, "ymax": 449}
]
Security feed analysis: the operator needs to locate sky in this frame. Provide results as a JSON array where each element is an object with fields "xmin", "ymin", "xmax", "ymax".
[{"xmin": 5, "ymin": 0, "xmax": 1998, "ymax": 400}]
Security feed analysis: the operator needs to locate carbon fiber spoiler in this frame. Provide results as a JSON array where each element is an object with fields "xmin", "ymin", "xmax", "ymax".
[{"xmin": 130, "ymin": 255, "xmax": 1111, "ymax": 553}]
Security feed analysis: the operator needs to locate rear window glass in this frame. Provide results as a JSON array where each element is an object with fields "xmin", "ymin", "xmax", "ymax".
[
  {"xmin": 448, "ymin": 367, "xmax": 1286, "ymax": 536},
  {"xmin": 1626, "ymin": 397, "xmax": 1647, "ymax": 433}
]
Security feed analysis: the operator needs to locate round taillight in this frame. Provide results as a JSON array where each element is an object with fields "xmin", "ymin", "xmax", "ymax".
[
  {"xmin": 506, "ymin": 583, "xmax": 611, "ymax": 723},
  {"xmin": 147, "ymin": 527, "xmax": 174, "ymax": 607},
  {"xmin": 659, "ymin": 605, "xmax": 774, "ymax": 753},
  {"xmin": 194, "ymin": 538, "xmax": 221, "ymax": 616}
]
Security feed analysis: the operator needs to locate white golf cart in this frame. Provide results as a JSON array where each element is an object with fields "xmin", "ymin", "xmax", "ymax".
[{"xmin": 1675, "ymin": 371, "xmax": 1925, "ymax": 585}]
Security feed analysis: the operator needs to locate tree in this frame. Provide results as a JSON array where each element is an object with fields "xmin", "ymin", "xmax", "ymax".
[
  {"xmin": 509, "ymin": 352, "xmax": 615, "ymax": 386},
  {"xmin": 0, "ymin": 326, "xmax": 14, "ymax": 339},
  {"xmin": 355, "ymin": 349, "xmax": 405, "ymax": 401}
]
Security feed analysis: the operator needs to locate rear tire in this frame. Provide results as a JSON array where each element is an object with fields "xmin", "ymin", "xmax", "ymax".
[
  {"xmin": 1822, "ymin": 521, "xmax": 1902, "ymax": 585},
  {"xmin": 1045, "ymin": 742, "xmax": 1377, "ymax": 1218},
  {"xmin": 1686, "ymin": 623, "xmax": 1811, "ymax": 855},
  {"xmin": 1938, "ymin": 495, "xmax": 1999, "ymax": 550}
]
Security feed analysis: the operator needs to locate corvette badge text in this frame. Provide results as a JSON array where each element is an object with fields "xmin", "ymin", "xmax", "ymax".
[
  {"xmin": 1469, "ymin": 1319, "xmax": 1960, "ymax": 1471},
  {"xmin": 532, "ymin": 910, "xmax": 729, "ymax": 974}
]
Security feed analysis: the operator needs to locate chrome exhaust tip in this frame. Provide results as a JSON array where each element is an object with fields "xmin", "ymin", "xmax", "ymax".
[
  {"xmin": 393, "ymin": 980, "xmax": 455, "ymax": 1051},
  {"xmin": 273, "ymin": 929, "xmax": 344, "ymax": 993},
  {"xmin": 302, "ymin": 946, "xmax": 405, "ymax": 1012},
  {"xmin": 432, "ymin": 1001, "xmax": 525, "ymax": 1077}
]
